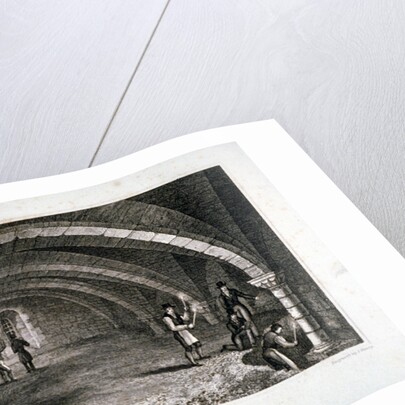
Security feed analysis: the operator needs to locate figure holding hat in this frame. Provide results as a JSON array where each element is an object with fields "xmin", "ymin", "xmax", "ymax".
[
  {"xmin": 162, "ymin": 303, "xmax": 205, "ymax": 366},
  {"xmin": 216, "ymin": 281, "xmax": 260, "ymax": 342}
]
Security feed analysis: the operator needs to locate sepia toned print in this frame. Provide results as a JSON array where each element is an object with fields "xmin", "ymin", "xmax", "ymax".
[{"xmin": 0, "ymin": 166, "xmax": 362, "ymax": 405}]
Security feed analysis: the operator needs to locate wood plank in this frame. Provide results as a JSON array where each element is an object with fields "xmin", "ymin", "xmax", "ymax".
[
  {"xmin": 94, "ymin": 0, "xmax": 405, "ymax": 255},
  {"xmin": 0, "ymin": 0, "xmax": 168, "ymax": 183}
]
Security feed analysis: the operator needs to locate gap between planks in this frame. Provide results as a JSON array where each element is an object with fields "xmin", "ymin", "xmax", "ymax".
[{"xmin": 88, "ymin": 0, "xmax": 172, "ymax": 168}]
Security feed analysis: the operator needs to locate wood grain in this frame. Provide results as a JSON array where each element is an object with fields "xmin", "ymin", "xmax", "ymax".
[
  {"xmin": 92, "ymin": 0, "xmax": 405, "ymax": 255},
  {"xmin": 0, "ymin": 0, "xmax": 167, "ymax": 182}
]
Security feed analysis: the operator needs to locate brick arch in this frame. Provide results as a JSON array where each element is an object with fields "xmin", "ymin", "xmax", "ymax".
[
  {"xmin": 1, "ymin": 279, "xmax": 165, "ymax": 335},
  {"xmin": 0, "ymin": 223, "xmax": 268, "ymax": 279},
  {"xmin": 0, "ymin": 291, "xmax": 119, "ymax": 328},
  {"xmin": 0, "ymin": 264, "xmax": 217, "ymax": 326},
  {"xmin": 0, "ymin": 252, "xmax": 207, "ymax": 310},
  {"xmin": 0, "ymin": 200, "xmax": 260, "ymax": 258},
  {"xmin": 0, "ymin": 249, "xmax": 219, "ymax": 324}
]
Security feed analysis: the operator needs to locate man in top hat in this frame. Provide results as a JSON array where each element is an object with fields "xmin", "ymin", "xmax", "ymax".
[
  {"xmin": 262, "ymin": 323, "xmax": 300, "ymax": 372},
  {"xmin": 216, "ymin": 281, "xmax": 260, "ymax": 341},
  {"xmin": 162, "ymin": 303, "xmax": 205, "ymax": 366}
]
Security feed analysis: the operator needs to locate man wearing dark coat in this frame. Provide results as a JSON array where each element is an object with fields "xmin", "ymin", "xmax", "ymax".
[
  {"xmin": 216, "ymin": 281, "xmax": 257, "ymax": 315},
  {"xmin": 216, "ymin": 281, "xmax": 260, "ymax": 341},
  {"xmin": 10, "ymin": 332, "xmax": 36, "ymax": 373}
]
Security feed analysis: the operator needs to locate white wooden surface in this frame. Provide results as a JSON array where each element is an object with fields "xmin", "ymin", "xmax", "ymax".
[
  {"xmin": 1, "ymin": 0, "xmax": 405, "ymax": 258},
  {"xmin": 0, "ymin": 0, "xmax": 168, "ymax": 181}
]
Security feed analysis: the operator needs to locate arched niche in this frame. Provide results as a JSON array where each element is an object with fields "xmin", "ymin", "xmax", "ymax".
[{"xmin": 0, "ymin": 308, "xmax": 43, "ymax": 361}]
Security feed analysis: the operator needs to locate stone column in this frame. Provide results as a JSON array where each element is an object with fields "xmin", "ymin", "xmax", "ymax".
[{"xmin": 249, "ymin": 272, "xmax": 332, "ymax": 352}]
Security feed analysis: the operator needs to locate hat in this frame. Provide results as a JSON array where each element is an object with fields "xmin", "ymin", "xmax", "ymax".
[
  {"xmin": 271, "ymin": 323, "xmax": 283, "ymax": 332},
  {"xmin": 216, "ymin": 281, "xmax": 227, "ymax": 288},
  {"xmin": 162, "ymin": 303, "xmax": 176, "ymax": 310}
]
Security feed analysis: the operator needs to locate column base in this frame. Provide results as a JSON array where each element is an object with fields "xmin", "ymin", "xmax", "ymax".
[
  {"xmin": 312, "ymin": 340, "xmax": 335, "ymax": 353},
  {"xmin": 305, "ymin": 340, "xmax": 336, "ymax": 362},
  {"xmin": 305, "ymin": 338, "xmax": 359, "ymax": 362}
]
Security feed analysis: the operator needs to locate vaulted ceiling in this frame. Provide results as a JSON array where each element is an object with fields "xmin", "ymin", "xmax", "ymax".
[{"xmin": 0, "ymin": 167, "xmax": 300, "ymax": 335}]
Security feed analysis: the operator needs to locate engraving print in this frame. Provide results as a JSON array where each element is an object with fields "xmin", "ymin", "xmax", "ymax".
[{"xmin": 0, "ymin": 166, "xmax": 362, "ymax": 405}]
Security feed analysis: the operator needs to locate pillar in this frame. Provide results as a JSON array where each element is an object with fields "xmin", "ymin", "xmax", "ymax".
[{"xmin": 249, "ymin": 272, "xmax": 333, "ymax": 352}]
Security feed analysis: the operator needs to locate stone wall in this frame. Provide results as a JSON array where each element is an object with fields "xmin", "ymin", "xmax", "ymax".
[{"xmin": 5, "ymin": 297, "xmax": 114, "ymax": 352}]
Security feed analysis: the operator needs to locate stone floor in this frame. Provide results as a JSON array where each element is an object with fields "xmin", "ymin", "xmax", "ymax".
[{"xmin": 0, "ymin": 320, "xmax": 357, "ymax": 405}]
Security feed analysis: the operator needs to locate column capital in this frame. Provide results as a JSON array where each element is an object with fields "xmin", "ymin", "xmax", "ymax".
[
  {"xmin": 249, "ymin": 271, "xmax": 333, "ymax": 351},
  {"xmin": 248, "ymin": 271, "xmax": 286, "ymax": 288}
]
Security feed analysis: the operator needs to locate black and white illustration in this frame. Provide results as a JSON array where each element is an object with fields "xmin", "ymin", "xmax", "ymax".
[{"xmin": 0, "ymin": 166, "xmax": 362, "ymax": 404}]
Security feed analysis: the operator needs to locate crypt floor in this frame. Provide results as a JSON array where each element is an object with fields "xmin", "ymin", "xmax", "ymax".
[{"xmin": 0, "ymin": 319, "xmax": 353, "ymax": 405}]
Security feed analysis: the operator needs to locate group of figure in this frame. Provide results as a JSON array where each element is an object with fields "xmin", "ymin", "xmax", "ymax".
[
  {"xmin": 162, "ymin": 281, "xmax": 300, "ymax": 372},
  {"xmin": 0, "ymin": 332, "xmax": 36, "ymax": 384}
]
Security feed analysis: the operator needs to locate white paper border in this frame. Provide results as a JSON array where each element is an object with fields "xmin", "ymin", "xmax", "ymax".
[{"xmin": 1, "ymin": 120, "xmax": 405, "ymax": 404}]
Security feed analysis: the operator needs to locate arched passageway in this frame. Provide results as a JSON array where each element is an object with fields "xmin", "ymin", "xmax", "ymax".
[{"xmin": 0, "ymin": 166, "xmax": 362, "ymax": 405}]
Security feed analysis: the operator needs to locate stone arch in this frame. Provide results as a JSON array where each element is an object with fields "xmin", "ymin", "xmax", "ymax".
[
  {"xmin": 0, "ymin": 317, "xmax": 17, "ymax": 341},
  {"xmin": 0, "ymin": 308, "xmax": 43, "ymax": 360},
  {"xmin": 0, "ymin": 268, "xmax": 214, "ymax": 321},
  {"xmin": 1, "ymin": 279, "xmax": 165, "ymax": 335},
  {"xmin": 0, "ymin": 223, "xmax": 268, "ymax": 279},
  {"xmin": 0, "ymin": 291, "xmax": 119, "ymax": 328},
  {"xmin": 0, "ymin": 199, "xmax": 262, "ymax": 259},
  {"xmin": 0, "ymin": 262, "xmax": 204, "ymax": 308},
  {"xmin": 0, "ymin": 250, "xmax": 218, "ymax": 324}
]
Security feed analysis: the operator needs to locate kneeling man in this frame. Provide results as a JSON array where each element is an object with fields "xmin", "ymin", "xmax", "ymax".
[{"xmin": 221, "ymin": 305, "xmax": 256, "ymax": 352}]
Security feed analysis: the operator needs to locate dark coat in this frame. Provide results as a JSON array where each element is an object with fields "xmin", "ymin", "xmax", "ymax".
[
  {"xmin": 11, "ymin": 338, "xmax": 32, "ymax": 364},
  {"xmin": 218, "ymin": 288, "xmax": 255, "ymax": 315}
]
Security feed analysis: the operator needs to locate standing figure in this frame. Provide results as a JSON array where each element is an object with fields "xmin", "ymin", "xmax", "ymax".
[
  {"xmin": 262, "ymin": 323, "xmax": 299, "ymax": 372},
  {"xmin": 221, "ymin": 309, "xmax": 255, "ymax": 352},
  {"xmin": 162, "ymin": 303, "xmax": 205, "ymax": 366},
  {"xmin": 10, "ymin": 332, "xmax": 36, "ymax": 373},
  {"xmin": 216, "ymin": 281, "xmax": 259, "ymax": 341},
  {"xmin": 0, "ymin": 352, "xmax": 16, "ymax": 383}
]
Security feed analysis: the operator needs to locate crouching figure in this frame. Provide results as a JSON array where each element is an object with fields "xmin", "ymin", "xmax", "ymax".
[
  {"xmin": 262, "ymin": 323, "xmax": 300, "ymax": 372},
  {"xmin": 221, "ymin": 305, "xmax": 257, "ymax": 352}
]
